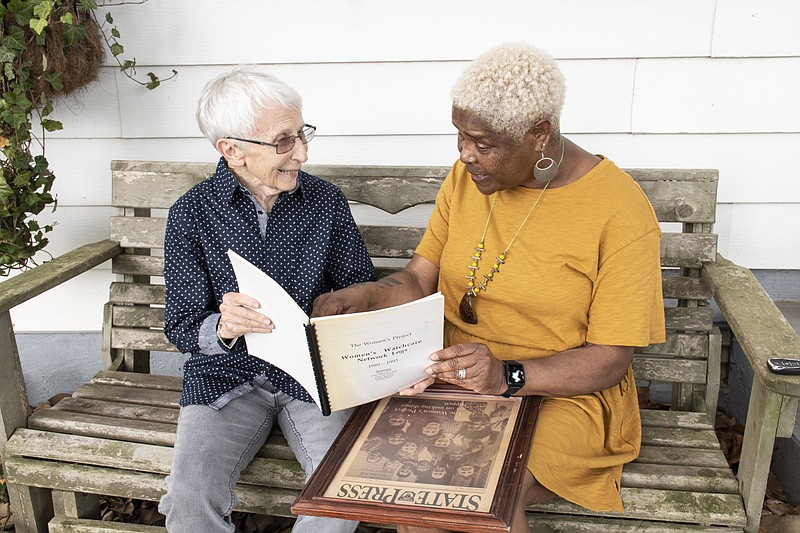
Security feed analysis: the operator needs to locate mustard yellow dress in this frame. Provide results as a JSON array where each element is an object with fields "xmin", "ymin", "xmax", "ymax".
[{"xmin": 414, "ymin": 157, "xmax": 666, "ymax": 512}]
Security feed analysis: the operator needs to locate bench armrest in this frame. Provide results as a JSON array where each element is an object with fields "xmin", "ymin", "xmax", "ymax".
[
  {"xmin": 701, "ymin": 253, "xmax": 800, "ymax": 398},
  {"xmin": 702, "ymin": 253, "xmax": 800, "ymax": 532},
  {"xmin": 0, "ymin": 239, "xmax": 122, "ymax": 314},
  {"xmin": 1, "ymin": 239, "xmax": 122, "ymax": 445}
]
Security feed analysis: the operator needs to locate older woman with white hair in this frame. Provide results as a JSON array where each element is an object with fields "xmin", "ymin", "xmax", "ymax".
[
  {"xmin": 159, "ymin": 66, "xmax": 373, "ymax": 533},
  {"xmin": 313, "ymin": 43, "xmax": 665, "ymax": 532}
]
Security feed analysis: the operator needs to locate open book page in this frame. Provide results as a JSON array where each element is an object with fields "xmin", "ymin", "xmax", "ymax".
[
  {"xmin": 227, "ymin": 250, "xmax": 323, "ymax": 407},
  {"xmin": 312, "ymin": 293, "xmax": 444, "ymax": 412},
  {"xmin": 228, "ymin": 249, "xmax": 445, "ymax": 413}
]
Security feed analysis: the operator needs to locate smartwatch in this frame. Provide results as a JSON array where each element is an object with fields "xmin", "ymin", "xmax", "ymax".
[{"xmin": 502, "ymin": 360, "xmax": 525, "ymax": 397}]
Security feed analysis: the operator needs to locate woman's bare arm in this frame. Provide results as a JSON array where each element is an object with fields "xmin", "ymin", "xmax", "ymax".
[{"xmin": 311, "ymin": 254, "xmax": 440, "ymax": 317}]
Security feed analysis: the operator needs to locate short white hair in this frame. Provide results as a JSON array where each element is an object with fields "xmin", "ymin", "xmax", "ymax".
[
  {"xmin": 196, "ymin": 66, "xmax": 302, "ymax": 146},
  {"xmin": 451, "ymin": 43, "xmax": 566, "ymax": 142}
]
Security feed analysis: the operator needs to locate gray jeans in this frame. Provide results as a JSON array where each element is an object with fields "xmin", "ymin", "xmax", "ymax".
[{"xmin": 158, "ymin": 381, "xmax": 358, "ymax": 533}]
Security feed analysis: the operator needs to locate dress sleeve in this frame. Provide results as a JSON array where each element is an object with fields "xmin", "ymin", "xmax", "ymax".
[
  {"xmin": 163, "ymin": 199, "xmax": 226, "ymax": 355},
  {"xmin": 414, "ymin": 164, "xmax": 456, "ymax": 266},
  {"xmin": 586, "ymin": 227, "xmax": 666, "ymax": 347}
]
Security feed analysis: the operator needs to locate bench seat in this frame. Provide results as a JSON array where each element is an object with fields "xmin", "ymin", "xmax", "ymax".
[{"xmin": 5, "ymin": 371, "xmax": 747, "ymax": 531}]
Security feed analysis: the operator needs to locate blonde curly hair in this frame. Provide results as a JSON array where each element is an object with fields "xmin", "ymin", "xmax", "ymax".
[{"xmin": 451, "ymin": 43, "xmax": 566, "ymax": 142}]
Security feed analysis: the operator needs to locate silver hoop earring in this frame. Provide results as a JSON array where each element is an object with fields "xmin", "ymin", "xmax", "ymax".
[{"xmin": 533, "ymin": 140, "xmax": 564, "ymax": 183}]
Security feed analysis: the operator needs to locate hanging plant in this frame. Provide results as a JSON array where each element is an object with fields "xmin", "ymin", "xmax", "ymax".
[{"xmin": 0, "ymin": 0, "xmax": 175, "ymax": 276}]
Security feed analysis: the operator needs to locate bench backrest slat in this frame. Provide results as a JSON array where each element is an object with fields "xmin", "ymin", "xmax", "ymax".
[
  {"xmin": 107, "ymin": 266, "xmax": 714, "ymax": 303},
  {"xmin": 109, "ymin": 217, "xmax": 718, "ymax": 268},
  {"xmin": 112, "ymin": 163, "xmax": 718, "ymax": 223}
]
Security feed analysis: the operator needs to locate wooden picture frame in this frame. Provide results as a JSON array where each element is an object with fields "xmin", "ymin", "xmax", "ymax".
[{"xmin": 292, "ymin": 386, "xmax": 542, "ymax": 532}]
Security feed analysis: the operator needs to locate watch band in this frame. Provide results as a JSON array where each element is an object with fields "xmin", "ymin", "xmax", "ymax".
[{"xmin": 502, "ymin": 360, "xmax": 525, "ymax": 397}]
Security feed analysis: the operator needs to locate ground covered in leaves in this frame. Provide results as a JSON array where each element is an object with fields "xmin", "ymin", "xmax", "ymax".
[
  {"xmin": 1, "ymin": 391, "xmax": 799, "ymax": 532},
  {"xmin": 714, "ymin": 409, "xmax": 800, "ymax": 533}
]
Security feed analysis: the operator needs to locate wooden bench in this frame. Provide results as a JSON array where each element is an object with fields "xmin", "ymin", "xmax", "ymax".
[{"xmin": 2, "ymin": 160, "xmax": 799, "ymax": 533}]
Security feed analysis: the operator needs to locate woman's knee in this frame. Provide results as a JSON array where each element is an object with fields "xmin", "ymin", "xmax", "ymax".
[
  {"xmin": 160, "ymin": 473, "xmax": 236, "ymax": 531},
  {"xmin": 161, "ymin": 444, "xmax": 239, "ymax": 516},
  {"xmin": 280, "ymin": 402, "xmax": 353, "ymax": 475}
]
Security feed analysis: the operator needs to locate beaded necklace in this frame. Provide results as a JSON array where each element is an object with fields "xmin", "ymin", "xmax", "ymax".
[
  {"xmin": 458, "ymin": 135, "xmax": 566, "ymax": 325},
  {"xmin": 458, "ymin": 181, "xmax": 549, "ymax": 324}
]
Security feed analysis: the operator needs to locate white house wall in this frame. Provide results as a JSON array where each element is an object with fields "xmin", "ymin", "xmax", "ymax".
[{"xmin": 10, "ymin": 0, "xmax": 800, "ymax": 331}]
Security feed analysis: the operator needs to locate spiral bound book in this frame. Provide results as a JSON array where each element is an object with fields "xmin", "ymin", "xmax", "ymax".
[{"xmin": 228, "ymin": 250, "xmax": 445, "ymax": 415}]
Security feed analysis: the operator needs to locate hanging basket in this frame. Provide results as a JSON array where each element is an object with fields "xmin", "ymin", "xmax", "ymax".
[
  {"xmin": 4, "ymin": 4, "xmax": 105, "ymax": 101},
  {"xmin": 45, "ymin": 9, "xmax": 105, "ymax": 97}
]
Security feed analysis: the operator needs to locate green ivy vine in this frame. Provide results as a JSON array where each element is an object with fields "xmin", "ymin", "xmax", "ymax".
[{"xmin": 0, "ymin": 0, "xmax": 175, "ymax": 276}]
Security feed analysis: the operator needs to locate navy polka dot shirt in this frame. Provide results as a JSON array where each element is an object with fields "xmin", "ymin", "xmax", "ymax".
[{"xmin": 164, "ymin": 158, "xmax": 375, "ymax": 408}]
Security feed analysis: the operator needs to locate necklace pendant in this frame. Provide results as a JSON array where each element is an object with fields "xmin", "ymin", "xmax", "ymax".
[{"xmin": 459, "ymin": 292, "xmax": 478, "ymax": 324}]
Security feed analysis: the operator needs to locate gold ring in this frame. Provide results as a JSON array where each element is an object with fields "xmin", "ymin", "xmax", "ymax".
[{"xmin": 457, "ymin": 368, "xmax": 467, "ymax": 380}]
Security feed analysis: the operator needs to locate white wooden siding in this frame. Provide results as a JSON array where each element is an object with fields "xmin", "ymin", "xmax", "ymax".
[
  {"xmin": 712, "ymin": 0, "xmax": 800, "ymax": 57},
  {"xmin": 632, "ymin": 58, "xmax": 800, "ymax": 133},
  {"xmin": 106, "ymin": 0, "xmax": 719, "ymax": 64},
  {"xmin": 10, "ymin": 0, "xmax": 800, "ymax": 331}
]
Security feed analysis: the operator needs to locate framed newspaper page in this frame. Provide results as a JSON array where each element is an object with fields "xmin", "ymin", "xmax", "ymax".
[{"xmin": 292, "ymin": 385, "xmax": 542, "ymax": 532}]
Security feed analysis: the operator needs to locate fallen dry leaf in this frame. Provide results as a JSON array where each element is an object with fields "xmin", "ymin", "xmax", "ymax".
[
  {"xmin": 714, "ymin": 410, "xmax": 744, "ymax": 468},
  {"xmin": 760, "ymin": 514, "xmax": 800, "ymax": 533},
  {"xmin": 48, "ymin": 393, "xmax": 72, "ymax": 406},
  {"xmin": 636, "ymin": 384, "xmax": 670, "ymax": 410},
  {"xmin": 32, "ymin": 402, "xmax": 51, "ymax": 413},
  {"xmin": 765, "ymin": 498, "xmax": 795, "ymax": 516},
  {"xmin": 0, "ymin": 500, "xmax": 14, "ymax": 530},
  {"xmin": 766, "ymin": 471, "xmax": 785, "ymax": 500}
]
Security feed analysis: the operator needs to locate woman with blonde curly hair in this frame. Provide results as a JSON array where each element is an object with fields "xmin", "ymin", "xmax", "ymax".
[{"xmin": 314, "ymin": 43, "xmax": 665, "ymax": 532}]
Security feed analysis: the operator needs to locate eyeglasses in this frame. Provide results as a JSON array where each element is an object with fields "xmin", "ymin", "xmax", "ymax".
[{"xmin": 226, "ymin": 124, "xmax": 316, "ymax": 155}]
